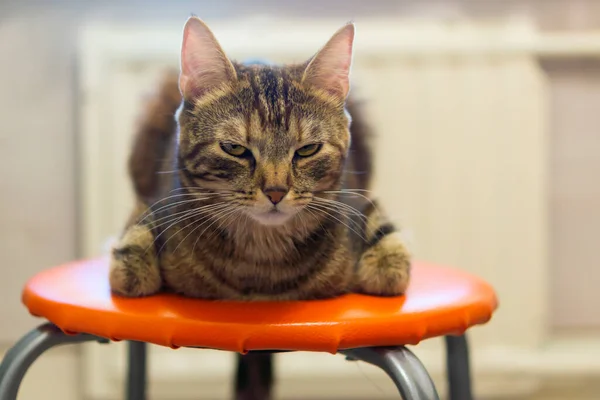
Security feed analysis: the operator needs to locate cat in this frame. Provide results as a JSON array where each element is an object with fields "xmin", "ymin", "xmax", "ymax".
[{"xmin": 109, "ymin": 17, "xmax": 411, "ymax": 400}]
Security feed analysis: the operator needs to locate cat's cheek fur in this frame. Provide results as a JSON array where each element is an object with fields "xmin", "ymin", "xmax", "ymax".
[
  {"xmin": 109, "ymin": 225, "xmax": 162, "ymax": 297},
  {"xmin": 354, "ymin": 232, "xmax": 411, "ymax": 296}
]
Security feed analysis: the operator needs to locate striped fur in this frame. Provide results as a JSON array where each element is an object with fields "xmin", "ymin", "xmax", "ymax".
[
  {"xmin": 111, "ymin": 18, "xmax": 410, "ymax": 301},
  {"xmin": 110, "ymin": 18, "xmax": 411, "ymax": 400}
]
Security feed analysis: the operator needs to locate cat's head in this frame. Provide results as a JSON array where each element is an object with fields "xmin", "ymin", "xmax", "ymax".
[{"xmin": 176, "ymin": 17, "xmax": 355, "ymax": 226}]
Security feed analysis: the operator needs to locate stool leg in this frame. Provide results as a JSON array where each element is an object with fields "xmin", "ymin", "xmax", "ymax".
[
  {"xmin": 341, "ymin": 347, "xmax": 440, "ymax": 400},
  {"xmin": 234, "ymin": 352, "xmax": 274, "ymax": 400},
  {"xmin": 126, "ymin": 341, "xmax": 147, "ymax": 400},
  {"xmin": 0, "ymin": 323, "xmax": 104, "ymax": 400},
  {"xmin": 445, "ymin": 335, "xmax": 473, "ymax": 400}
]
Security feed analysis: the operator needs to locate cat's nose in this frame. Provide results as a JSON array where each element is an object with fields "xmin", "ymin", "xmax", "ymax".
[{"xmin": 263, "ymin": 187, "xmax": 288, "ymax": 205}]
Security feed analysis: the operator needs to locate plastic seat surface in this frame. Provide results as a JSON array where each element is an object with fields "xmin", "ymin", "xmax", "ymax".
[{"xmin": 22, "ymin": 257, "xmax": 498, "ymax": 353}]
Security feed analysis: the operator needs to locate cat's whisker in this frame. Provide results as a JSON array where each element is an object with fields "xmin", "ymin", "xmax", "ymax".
[
  {"xmin": 326, "ymin": 188, "xmax": 372, "ymax": 193},
  {"xmin": 138, "ymin": 194, "xmax": 232, "ymax": 223},
  {"xmin": 299, "ymin": 207, "xmax": 323, "ymax": 234},
  {"xmin": 137, "ymin": 192, "xmax": 230, "ymax": 222},
  {"xmin": 311, "ymin": 197, "xmax": 368, "ymax": 222},
  {"xmin": 303, "ymin": 207, "xmax": 323, "ymax": 227},
  {"xmin": 321, "ymin": 190, "xmax": 379, "ymax": 212},
  {"xmin": 139, "ymin": 200, "xmax": 207, "ymax": 225},
  {"xmin": 156, "ymin": 168, "xmax": 186, "ymax": 174},
  {"xmin": 307, "ymin": 201, "xmax": 365, "ymax": 230},
  {"xmin": 307, "ymin": 199, "xmax": 363, "ymax": 226},
  {"xmin": 306, "ymin": 203, "xmax": 367, "ymax": 242},
  {"xmin": 149, "ymin": 202, "xmax": 230, "ymax": 229},
  {"xmin": 165, "ymin": 211, "xmax": 218, "ymax": 255},
  {"xmin": 155, "ymin": 203, "xmax": 234, "ymax": 255},
  {"xmin": 158, "ymin": 217, "xmax": 204, "ymax": 255},
  {"xmin": 170, "ymin": 187, "xmax": 236, "ymax": 193},
  {"xmin": 196, "ymin": 207, "xmax": 241, "ymax": 240},
  {"xmin": 147, "ymin": 203, "xmax": 231, "ymax": 253},
  {"xmin": 171, "ymin": 204, "xmax": 237, "ymax": 253},
  {"xmin": 148, "ymin": 206, "xmax": 209, "ymax": 227},
  {"xmin": 137, "ymin": 193, "xmax": 211, "ymax": 222},
  {"xmin": 307, "ymin": 202, "xmax": 366, "ymax": 237},
  {"xmin": 189, "ymin": 206, "xmax": 241, "ymax": 255},
  {"xmin": 205, "ymin": 206, "xmax": 241, "ymax": 242}
]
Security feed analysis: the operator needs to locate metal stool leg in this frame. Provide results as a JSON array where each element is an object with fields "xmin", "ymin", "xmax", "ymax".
[
  {"xmin": 0, "ymin": 323, "xmax": 104, "ymax": 400},
  {"xmin": 445, "ymin": 335, "xmax": 473, "ymax": 400},
  {"xmin": 234, "ymin": 352, "xmax": 274, "ymax": 400},
  {"xmin": 341, "ymin": 347, "xmax": 440, "ymax": 400},
  {"xmin": 126, "ymin": 341, "xmax": 147, "ymax": 400}
]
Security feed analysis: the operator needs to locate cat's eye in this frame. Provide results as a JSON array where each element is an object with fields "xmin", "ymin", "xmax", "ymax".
[
  {"xmin": 295, "ymin": 143, "xmax": 322, "ymax": 158},
  {"xmin": 220, "ymin": 143, "xmax": 249, "ymax": 157}
]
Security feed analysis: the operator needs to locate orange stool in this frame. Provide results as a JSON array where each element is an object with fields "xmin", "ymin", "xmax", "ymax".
[{"xmin": 0, "ymin": 258, "xmax": 497, "ymax": 400}]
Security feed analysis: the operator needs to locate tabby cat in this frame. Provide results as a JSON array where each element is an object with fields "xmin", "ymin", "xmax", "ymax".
[{"xmin": 109, "ymin": 17, "xmax": 411, "ymax": 399}]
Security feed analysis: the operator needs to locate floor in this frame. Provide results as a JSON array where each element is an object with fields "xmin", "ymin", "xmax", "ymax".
[
  {"xmin": 288, "ymin": 377, "xmax": 600, "ymax": 400},
  {"xmin": 3, "ymin": 343, "xmax": 599, "ymax": 400},
  {"xmin": 488, "ymin": 377, "xmax": 599, "ymax": 400}
]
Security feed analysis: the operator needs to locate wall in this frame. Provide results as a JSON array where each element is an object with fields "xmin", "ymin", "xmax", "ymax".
[
  {"xmin": 545, "ymin": 59, "xmax": 600, "ymax": 330},
  {"xmin": 0, "ymin": 13, "xmax": 77, "ymax": 341}
]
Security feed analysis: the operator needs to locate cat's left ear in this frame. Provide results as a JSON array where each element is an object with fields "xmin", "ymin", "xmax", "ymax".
[
  {"xmin": 302, "ymin": 23, "xmax": 355, "ymax": 101},
  {"xmin": 179, "ymin": 17, "xmax": 237, "ymax": 99}
]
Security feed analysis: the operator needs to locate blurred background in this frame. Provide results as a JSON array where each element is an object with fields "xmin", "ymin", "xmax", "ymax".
[{"xmin": 2, "ymin": 0, "xmax": 600, "ymax": 399}]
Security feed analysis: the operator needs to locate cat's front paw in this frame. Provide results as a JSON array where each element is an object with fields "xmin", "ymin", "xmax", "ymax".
[
  {"xmin": 354, "ymin": 232, "xmax": 411, "ymax": 296},
  {"xmin": 109, "ymin": 225, "xmax": 162, "ymax": 297}
]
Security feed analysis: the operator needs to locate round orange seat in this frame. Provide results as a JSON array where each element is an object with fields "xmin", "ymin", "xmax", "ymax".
[{"xmin": 22, "ymin": 258, "xmax": 497, "ymax": 353}]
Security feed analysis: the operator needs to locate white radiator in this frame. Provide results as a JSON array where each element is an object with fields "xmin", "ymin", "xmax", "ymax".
[{"xmin": 77, "ymin": 17, "xmax": 570, "ymax": 399}]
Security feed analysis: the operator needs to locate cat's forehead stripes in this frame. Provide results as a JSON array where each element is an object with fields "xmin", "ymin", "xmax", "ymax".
[
  {"xmin": 184, "ymin": 62, "xmax": 350, "ymax": 165},
  {"xmin": 245, "ymin": 65, "xmax": 291, "ymax": 130}
]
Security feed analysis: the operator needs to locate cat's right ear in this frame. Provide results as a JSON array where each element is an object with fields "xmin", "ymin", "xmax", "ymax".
[{"xmin": 179, "ymin": 17, "xmax": 237, "ymax": 100}]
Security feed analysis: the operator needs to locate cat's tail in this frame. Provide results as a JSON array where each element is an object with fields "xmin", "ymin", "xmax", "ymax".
[{"xmin": 128, "ymin": 70, "xmax": 182, "ymax": 201}]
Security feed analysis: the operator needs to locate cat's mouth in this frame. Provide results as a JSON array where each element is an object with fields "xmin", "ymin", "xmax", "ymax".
[{"xmin": 248, "ymin": 207, "xmax": 293, "ymax": 226}]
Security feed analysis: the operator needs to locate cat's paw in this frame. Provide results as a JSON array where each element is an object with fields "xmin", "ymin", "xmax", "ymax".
[
  {"xmin": 354, "ymin": 232, "xmax": 411, "ymax": 296},
  {"xmin": 109, "ymin": 225, "xmax": 162, "ymax": 297}
]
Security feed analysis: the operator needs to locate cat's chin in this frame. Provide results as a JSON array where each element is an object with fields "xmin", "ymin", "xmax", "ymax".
[{"xmin": 248, "ymin": 210, "xmax": 293, "ymax": 226}]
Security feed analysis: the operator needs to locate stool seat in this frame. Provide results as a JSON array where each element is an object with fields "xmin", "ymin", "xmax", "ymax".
[{"xmin": 22, "ymin": 257, "xmax": 497, "ymax": 353}]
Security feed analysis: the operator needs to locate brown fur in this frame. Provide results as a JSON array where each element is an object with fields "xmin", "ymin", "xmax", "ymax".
[
  {"xmin": 109, "ymin": 19, "xmax": 412, "ymax": 400},
  {"xmin": 110, "ymin": 20, "xmax": 410, "ymax": 302}
]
